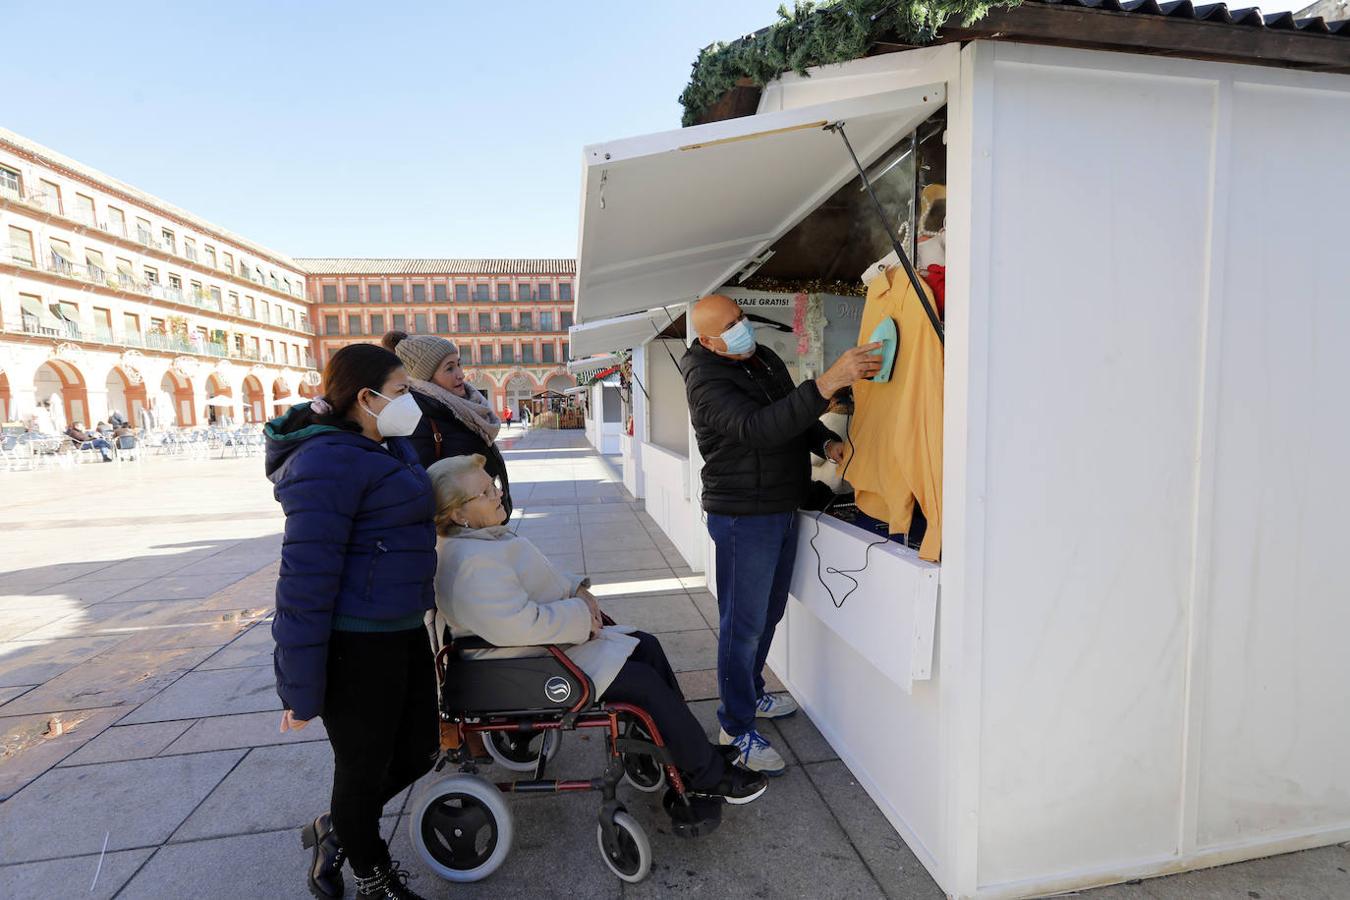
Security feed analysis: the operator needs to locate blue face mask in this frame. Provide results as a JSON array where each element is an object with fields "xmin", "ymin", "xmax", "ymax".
[{"xmin": 719, "ymin": 319, "xmax": 756, "ymax": 356}]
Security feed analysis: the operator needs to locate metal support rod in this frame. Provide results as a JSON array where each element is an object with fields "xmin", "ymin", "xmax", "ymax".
[{"xmin": 826, "ymin": 122, "xmax": 944, "ymax": 346}]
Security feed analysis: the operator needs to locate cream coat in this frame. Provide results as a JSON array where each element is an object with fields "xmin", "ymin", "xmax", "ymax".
[{"xmin": 434, "ymin": 526, "xmax": 639, "ymax": 697}]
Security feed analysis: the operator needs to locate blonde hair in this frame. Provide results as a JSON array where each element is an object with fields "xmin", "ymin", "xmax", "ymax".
[{"xmin": 428, "ymin": 453, "xmax": 488, "ymax": 535}]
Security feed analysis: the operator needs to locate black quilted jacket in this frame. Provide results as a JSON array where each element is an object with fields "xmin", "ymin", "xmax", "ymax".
[{"xmin": 680, "ymin": 342, "xmax": 839, "ymax": 516}]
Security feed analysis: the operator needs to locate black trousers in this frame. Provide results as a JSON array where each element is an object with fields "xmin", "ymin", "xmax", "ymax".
[
  {"xmin": 600, "ymin": 631, "xmax": 726, "ymax": 790},
  {"xmin": 322, "ymin": 627, "xmax": 438, "ymax": 874}
]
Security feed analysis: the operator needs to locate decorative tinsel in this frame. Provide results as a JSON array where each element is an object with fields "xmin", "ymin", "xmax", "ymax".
[
  {"xmin": 740, "ymin": 274, "xmax": 866, "ymax": 297},
  {"xmin": 679, "ymin": 0, "xmax": 1020, "ymax": 126}
]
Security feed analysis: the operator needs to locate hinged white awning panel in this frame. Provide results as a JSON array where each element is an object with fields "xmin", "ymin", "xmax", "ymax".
[
  {"xmin": 568, "ymin": 307, "xmax": 681, "ymax": 357},
  {"xmin": 576, "ymin": 82, "xmax": 946, "ymax": 322},
  {"xmin": 566, "ymin": 354, "xmax": 619, "ymax": 375}
]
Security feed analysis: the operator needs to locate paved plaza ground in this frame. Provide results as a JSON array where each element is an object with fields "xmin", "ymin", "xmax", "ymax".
[{"xmin": 1, "ymin": 428, "xmax": 1347, "ymax": 898}]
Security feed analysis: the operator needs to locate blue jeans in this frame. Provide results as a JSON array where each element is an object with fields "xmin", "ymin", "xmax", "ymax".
[{"xmin": 707, "ymin": 511, "xmax": 799, "ymax": 737}]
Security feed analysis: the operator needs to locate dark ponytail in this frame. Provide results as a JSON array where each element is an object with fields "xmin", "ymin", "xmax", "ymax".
[{"xmin": 303, "ymin": 343, "xmax": 404, "ymax": 431}]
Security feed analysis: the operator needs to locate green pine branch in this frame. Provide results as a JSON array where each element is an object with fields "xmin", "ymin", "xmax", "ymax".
[{"xmin": 679, "ymin": 0, "xmax": 1020, "ymax": 126}]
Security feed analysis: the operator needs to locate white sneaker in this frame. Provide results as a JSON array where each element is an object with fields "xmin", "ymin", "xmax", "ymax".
[
  {"xmin": 755, "ymin": 692, "xmax": 798, "ymax": 719},
  {"xmin": 718, "ymin": 727, "xmax": 786, "ymax": 776}
]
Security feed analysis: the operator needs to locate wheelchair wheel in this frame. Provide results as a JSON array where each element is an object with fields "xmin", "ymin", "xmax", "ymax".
[
  {"xmin": 484, "ymin": 728, "xmax": 561, "ymax": 772},
  {"xmin": 620, "ymin": 719, "xmax": 666, "ymax": 793},
  {"xmin": 596, "ymin": 809, "xmax": 651, "ymax": 883},
  {"xmin": 409, "ymin": 774, "xmax": 513, "ymax": 883}
]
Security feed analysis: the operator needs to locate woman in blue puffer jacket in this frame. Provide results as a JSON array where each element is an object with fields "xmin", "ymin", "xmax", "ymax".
[{"xmin": 265, "ymin": 343, "xmax": 435, "ymax": 900}]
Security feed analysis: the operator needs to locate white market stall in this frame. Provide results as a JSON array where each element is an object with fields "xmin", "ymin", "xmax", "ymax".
[{"xmin": 572, "ymin": 20, "xmax": 1350, "ymax": 900}]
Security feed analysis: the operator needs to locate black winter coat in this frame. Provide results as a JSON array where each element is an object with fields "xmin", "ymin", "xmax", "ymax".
[
  {"xmin": 680, "ymin": 342, "xmax": 840, "ymax": 516},
  {"xmin": 405, "ymin": 393, "xmax": 513, "ymax": 518}
]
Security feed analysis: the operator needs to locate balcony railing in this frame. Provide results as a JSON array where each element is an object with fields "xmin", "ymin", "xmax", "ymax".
[{"xmin": 4, "ymin": 316, "xmax": 314, "ymax": 369}]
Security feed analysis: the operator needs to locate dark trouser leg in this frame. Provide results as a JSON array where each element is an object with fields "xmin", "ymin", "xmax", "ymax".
[
  {"xmin": 601, "ymin": 650, "xmax": 724, "ymax": 791},
  {"xmin": 707, "ymin": 512, "xmax": 796, "ymax": 737},
  {"xmin": 752, "ymin": 513, "xmax": 798, "ymax": 700},
  {"xmin": 323, "ymin": 628, "xmax": 437, "ymax": 875}
]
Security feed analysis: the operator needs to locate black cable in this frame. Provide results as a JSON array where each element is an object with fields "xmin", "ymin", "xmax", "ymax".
[{"xmin": 807, "ymin": 404, "xmax": 892, "ymax": 609}]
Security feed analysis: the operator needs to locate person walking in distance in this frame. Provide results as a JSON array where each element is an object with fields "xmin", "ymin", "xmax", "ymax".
[
  {"xmin": 265, "ymin": 343, "xmax": 438, "ymax": 900},
  {"xmin": 680, "ymin": 294, "xmax": 881, "ymax": 774}
]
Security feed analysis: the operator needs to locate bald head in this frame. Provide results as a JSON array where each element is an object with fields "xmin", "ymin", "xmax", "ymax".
[{"xmin": 692, "ymin": 294, "xmax": 752, "ymax": 358}]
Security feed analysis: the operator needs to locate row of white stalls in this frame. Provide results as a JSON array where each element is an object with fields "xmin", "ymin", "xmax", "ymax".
[
  {"xmin": 564, "ymin": 356, "xmax": 625, "ymax": 456},
  {"xmin": 569, "ymin": 39, "xmax": 1350, "ymax": 900}
]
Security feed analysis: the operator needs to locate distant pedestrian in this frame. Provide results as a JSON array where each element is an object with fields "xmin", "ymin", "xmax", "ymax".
[
  {"xmin": 265, "ymin": 343, "xmax": 437, "ymax": 900},
  {"xmin": 502, "ymin": 406, "xmax": 513, "ymax": 430}
]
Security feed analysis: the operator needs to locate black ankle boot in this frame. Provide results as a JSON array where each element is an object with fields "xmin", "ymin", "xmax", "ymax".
[
  {"xmin": 354, "ymin": 860, "xmax": 427, "ymax": 900},
  {"xmin": 300, "ymin": 813, "xmax": 345, "ymax": 899}
]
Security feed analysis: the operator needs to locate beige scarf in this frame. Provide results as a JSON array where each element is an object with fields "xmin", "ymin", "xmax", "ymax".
[{"xmin": 409, "ymin": 379, "xmax": 501, "ymax": 445}]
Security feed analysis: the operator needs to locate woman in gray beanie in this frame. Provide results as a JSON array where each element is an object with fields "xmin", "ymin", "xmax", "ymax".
[{"xmin": 385, "ymin": 332, "xmax": 513, "ymax": 519}]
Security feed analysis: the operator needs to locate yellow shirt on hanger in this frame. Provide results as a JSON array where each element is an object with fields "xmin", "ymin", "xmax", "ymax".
[{"xmin": 844, "ymin": 267, "xmax": 944, "ymax": 562}]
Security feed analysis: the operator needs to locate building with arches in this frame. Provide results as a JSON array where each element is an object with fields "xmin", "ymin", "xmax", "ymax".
[
  {"xmin": 297, "ymin": 259, "xmax": 578, "ymax": 412},
  {"xmin": 1, "ymin": 128, "xmax": 318, "ymax": 429}
]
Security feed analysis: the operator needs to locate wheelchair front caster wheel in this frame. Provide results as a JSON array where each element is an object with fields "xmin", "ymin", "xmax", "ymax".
[
  {"xmin": 409, "ymin": 774, "xmax": 513, "ymax": 883},
  {"xmin": 619, "ymin": 718, "xmax": 666, "ymax": 793},
  {"xmin": 597, "ymin": 809, "xmax": 652, "ymax": 883},
  {"xmin": 484, "ymin": 728, "xmax": 561, "ymax": 772}
]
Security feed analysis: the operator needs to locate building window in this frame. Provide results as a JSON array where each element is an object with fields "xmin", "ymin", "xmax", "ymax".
[
  {"xmin": 322, "ymin": 285, "xmax": 338, "ymax": 303},
  {"xmin": 189, "ymin": 279, "xmax": 201, "ymax": 298},
  {"xmin": 345, "ymin": 284, "xmax": 361, "ymax": 303},
  {"xmin": 205, "ymin": 246, "xmax": 217, "ymax": 268},
  {"xmin": 392, "ymin": 313, "xmax": 407, "ymax": 331},
  {"xmin": 348, "ymin": 315, "xmax": 363, "ymax": 335},
  {"xmin": 124, "ymin": 312, "xmax": 141, "ymax": 337},
  {"xmin": 561, "ymin": 311, "xmax": 573, "ymax": 330},
  {"xmin": 368, "ymin": 284, "xmax": 382, "ymax": 303},
  {"xmin": 370, "ymin": 313, "xmax": 385, "ymax": 334},
  {"xmin": 184, "ymin": 237, "xmax": 197, "ymax": 261},
  {"xmin": 455, "ymin": 283, "xmax": 469, "ymax": 301},
  {"xmin": 478, "ymin": 312, "xmax": 492, "ymax": 332},
  {"xmin": 457, "ymin": 313, "xmax": 470, "ymax": 333},
  {"xmin": 519, "ymin": 283, "xmax": 533, "ymax": 301},
  {"xmin": 475, "ymin": 284, "xmax": 490, "ymax": 301},
  {"xmin": 283, "ymin": 278, "xmax": 291, "ymax": 295},
  {"xmin": 136, "ymin": 217, "xmax": 153, "ymax": 244},
  {"xmin": 541, "ymin": 343, "xmax": 556, "ymax": 363},
  {"xmin": 227, "ymin": 292, "xmax": 239, "ymax": 314},
  {"xmin": 7, "ymin": 226, "xmax": 34, "ymax": 266},
  {"xmin": 497, "ymin": 284, "xmax": 511, "ymax": 301},
  {"xmin": 521, "ymin": 344, "xmax": 535, "ymax": 364},
  {"xmin": 433, "ymin": 283, "xmax": 448, "ymax": 302},
  {"xmin": 497, "ymin": 312, "xmax": 512, "ymax": 331},
  {"xmin": 540, "ymin": 311, "xmax": 554, "ymax": 332},
  {"xmin": 39, "ymin": 179, "xmax": 62, "ymax": 213},
  {"xmin": 223, "ymin": 251, "xmax": 234, "ymax": 271},
  {"xmin": 270, "ymin": 272, "xmax": 279, "ymax": 289},
  {"xmin": 480, "ymin": 345, "xmax": 494, "ymax": 364},
  {"xmin": 414, "ymin": 313, "xmax": 429, "ymax": 333},
  {"xmin": 161, "ymin": 229, "xmax": 176, "ymax": 254},
  {"xmin": 107, "ymin": 206, "xmax": 126, "ymax": 236},
  {"xmin": 0, "ymin": 165, "xmax": 21, "ymax": 198},
  {"xmin": 562, "ymin": 341, "xmax": 569, "ymax": 359},
  {"xmin": 435, "ymin": 313, "xmax": 449, "ymax": 333},
  {"xmin": 48, "ymin": 238, "xmax": 74, "ymax": 273},
  {"xmin": 255, "ymin": 266, "xmax": 264, "ymax": 283},
  {"xmin": 519, "ymin": 312, "xmax": 533, "ymax": 331},
  {"xmin": 210, "ymin": 286, "xmax": 222, "ymax": 309},
  {"xmin": 538, "ymin": 283, "xmax": 552, "ymax": 301},
  {"xmin": 412, "ymin": 283, "xmax": 427, "ymax": 303},
  {"xmin": 261, "ymin": 300, "xmax": 270, "ymax": 321},
  {"xmin": 559, "ymin": 282, "xmax": 572, "ymax": 301},
  {"xmin": 168, "ymin": 273, "xmax": 182, "ymax": 290},
  {"xmin": 501, "ymin": 344, "xmax": 515, "ymax": 364},
  {"xmin": 74, "ymin": 193, "xmax": 96, "ymax": 225},
  {"xmin": 244, "ymin": 296, "xmax": 256, "ymax": 317},
  {"xmin": 86, "ymin": 248, "xmax": 106, "ymax": 280},
  {"xmin": 145, "ymin": 267, "xmax": 160, "ymax": 284},
  {"xmin": 390, "ymin": 284, "xmax": 404, "ymax": 302},
  {"xmin": 324, "ymin": 315, "xmax": 340, "ymax": 335}
]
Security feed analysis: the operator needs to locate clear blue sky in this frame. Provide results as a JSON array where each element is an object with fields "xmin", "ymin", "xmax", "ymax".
[{"xmin": 6, "ymin": 1, "xmax": 782, "ymax": 260}]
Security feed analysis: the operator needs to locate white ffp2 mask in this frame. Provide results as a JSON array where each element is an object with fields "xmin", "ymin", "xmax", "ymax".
[{"xmin": 363, "ymin": 391, "xmax": 422, "ymax": 437}]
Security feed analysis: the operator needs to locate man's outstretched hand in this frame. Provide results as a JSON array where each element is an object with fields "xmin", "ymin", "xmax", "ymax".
[{"xmin": 818, "ymin": 343, "xmax": 883, "ymax": 398}]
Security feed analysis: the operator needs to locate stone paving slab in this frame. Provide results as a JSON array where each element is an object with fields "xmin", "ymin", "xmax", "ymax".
[
  {"xmin": 107, "ymin": 569, "xmax": 258, "ymax": 602},
  {"xmin": 0, "ymin": 684, "xmax": 34, "ymax": 705},
  {"xmin": 119, "ymin": 665, "xmax": 280, "ymax": 724},
  {"xmin": 163, "ymin": 709, "xmax": 329, "ymax": 755},
  {"xmin": 0, "ymin": 634, "xmax": 129, "ymax": 687},
  {"xmin": 0, "ymin": 645, "xmax": 217, "ymax": 716},
  {"xmin": 0, "ymin": 748, "xmax": 246, "ymax": 863},
  {"xmin": 117, "ymin": 829, "xmax": 316, "ymax": 900},
  {"xmin": 654, "ymin": 629, "xmax": 719, "ymax": 673},
  {"xmin": 602, "ymin": 592, "xmax": 709, "ymax": 634},
  {"xmin": 0, "ymin": 847, "xmax": 155, "ymax": 899},
  {"xmin": 585, "ymin": 548, "xmax": 671, "ymax": 573},
  {"xmin": 58, "ymin": 720, "xmax": 195, "ymax": 766},
  {"xmin": 0, "ymin": 706, "xmax": 126, "ymax": 800}
]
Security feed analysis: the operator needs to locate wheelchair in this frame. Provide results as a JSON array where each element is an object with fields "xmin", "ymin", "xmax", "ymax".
[{"xmin": 408, "ymin": 634, "xmax": 724, "ymax": 885}]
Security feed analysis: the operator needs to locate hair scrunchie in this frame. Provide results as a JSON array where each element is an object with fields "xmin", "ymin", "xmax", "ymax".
[{"xmin": 310, "ymin": 397, "xmax": 332, "ymax": 415}]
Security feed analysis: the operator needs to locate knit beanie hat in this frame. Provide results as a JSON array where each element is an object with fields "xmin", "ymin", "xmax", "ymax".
[{"xmin": 393, "ymin": 335, "xmax": 459, "ymax": 381}]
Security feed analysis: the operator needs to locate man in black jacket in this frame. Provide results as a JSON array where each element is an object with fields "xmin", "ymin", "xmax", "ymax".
[{"xmin": 681, "ymin": 293, "xmax": 880, "ymax": 774}]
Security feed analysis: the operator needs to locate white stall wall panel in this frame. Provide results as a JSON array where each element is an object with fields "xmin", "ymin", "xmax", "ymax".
[
  {"xmin": 1195, "ymin": 80, "xmax": 1350, "ymax": 848},
  {"xmin": 975, "ymin": 55, "xmax": 1217, "ymax": 886}
]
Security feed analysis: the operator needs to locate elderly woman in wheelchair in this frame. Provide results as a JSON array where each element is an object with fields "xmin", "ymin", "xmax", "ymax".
[{"xmin": 410, "ymin": 454, "xmax": 766, "ymax": 885}]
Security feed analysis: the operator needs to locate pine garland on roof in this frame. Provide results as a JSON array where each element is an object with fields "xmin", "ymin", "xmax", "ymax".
[{"xmin": 679, "ymin": 0, "xmax": 1020, "ymax": 126}]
